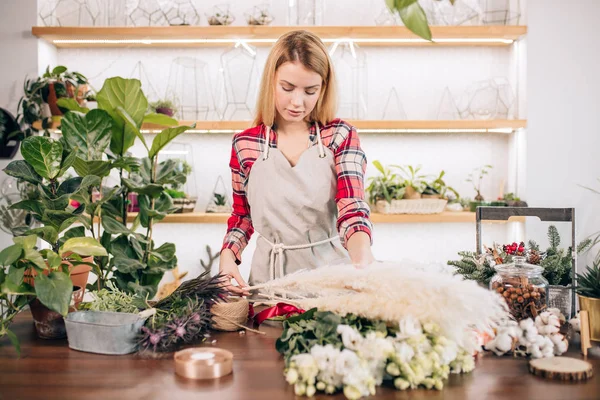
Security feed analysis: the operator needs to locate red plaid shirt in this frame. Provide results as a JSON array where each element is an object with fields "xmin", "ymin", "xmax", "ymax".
[{"xmin": 221, "ymin": 118, "xmax": 373, "ymax": 262}]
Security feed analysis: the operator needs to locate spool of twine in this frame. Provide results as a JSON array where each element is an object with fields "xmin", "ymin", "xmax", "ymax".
[{"xmin": 210, "ymin": 297, "xmax": 265, "ymax": 335}]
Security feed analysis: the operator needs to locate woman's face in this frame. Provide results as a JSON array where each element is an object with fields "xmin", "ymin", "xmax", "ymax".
[{"xmin": 274, "ymin": 61, "xmax": 323, "ymax": 123}]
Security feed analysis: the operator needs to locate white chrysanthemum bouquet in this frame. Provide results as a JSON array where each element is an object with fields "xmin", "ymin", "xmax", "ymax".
[
  {"xmin": 258, "ymin": 261, "xmax": 511, "ymax": 399},
  {"xmin": 279, "ymin": 312, "xmax": 475, "ymax": 399}
]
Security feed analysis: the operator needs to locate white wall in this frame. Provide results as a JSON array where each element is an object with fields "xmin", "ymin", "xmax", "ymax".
[
  {"xmin": 526, "ymin": 0, "xmax": 600, "ymax": 267},
  {"xmin": 0, "ymin": 0, "xmax": 40, "ymax": 249}
]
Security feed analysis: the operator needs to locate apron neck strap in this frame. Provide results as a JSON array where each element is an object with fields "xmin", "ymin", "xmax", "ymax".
[{"xmin": 262, "ymin": 122, "xmax": 326, "ymax": 160}]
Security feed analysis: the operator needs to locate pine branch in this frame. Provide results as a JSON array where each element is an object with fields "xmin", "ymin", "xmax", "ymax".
[
  {"xmin": 528, "ymin": 240, "xmax": 540, "ymax": 252},
  {"xmin": 548, "ymin": 225, "xmax": 560, "ymax": 252}
]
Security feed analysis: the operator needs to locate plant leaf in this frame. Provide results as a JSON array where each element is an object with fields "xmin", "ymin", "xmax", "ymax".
[
  {"xmin": 116, "ymin": 106, "xmax": 149, "ymax": 151},
  {"xmin": 3, "ymin": 160, "xmax": 43, "ymax": 184},
  {"xmin": 13, "ymin": 234, "xmax": 37, "ymax": 250},
  {"xmin": 97, "ymin": 77, "xmax": 148, "ymax": 156},
  {"xmin": 143, "ymin": 113, "xmax": 178, "ymax": 127},
  {"xmin": 149, "ymin": 124, "xmax": 196, "ymax": 159},
  {"xmin": 21, "ymin": 136, "xmax": 63, "ymax": 180},
  {"xmin": 58, "ymin": 226, "xmax": 86, "ymax": 247},
  {"xmin": 34, "ymin": 272, "xmax": 73, "ymax": 316},
  {"xmin": 73, "ymin": 158, "xmax": 112, "ymax": 178},
  {"xmin": 101, "ymin": 215, "xmax": 132, "ymax": 235},
  {"xmin": 57, "ymin": 98, "xmax": 89, "ymax": 114},
  {"xmin": 397, "ymin": 1, "xmax": 432, "ymax": 41},
  {"xmin": 57, "ymin": 177, "xmax": 83, "ymax": 196},
  {"xmin": 0, "ymin": 245, "xmax": 23, "ymax": 266},
  {"xmin": 112, "ymin": 256, "xmax": 145, "ymax": 274},
  {"xmin": 61, "ymin": 109, "xmax": 112, "ymax": 160},
  {"xmin": 5, "ymin": 329, "xmax": 21, "ymax": 357},
  {"xmin": 122, "ymin": 178, "xmax": 163, "ymax": 197},
  {"xmin": 24, "ymin": 226, "xmax": 58, "ymax": 246},
  {"xmin": 24, "ymin": 248, "xmax": 47, "ymax": 271},
  {"xmin": 60, "ymin": 237, "xmax": 108, "ymax": 257},
  {"xmin": 10, "ymin": 199, "xmax": 44, "ymax": 216}
]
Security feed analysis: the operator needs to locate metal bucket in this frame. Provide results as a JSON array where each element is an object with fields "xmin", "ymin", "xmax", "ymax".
[
  {"xmin": 65, "ymin": 311, "xmax": 147, "ymax": 355},
  {"xmin": 548, "ymin": 285, "xmax": 573, "ymax": 318}
]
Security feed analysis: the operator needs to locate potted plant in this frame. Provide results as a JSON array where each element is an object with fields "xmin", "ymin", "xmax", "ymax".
[
  {"xmin": 392, "ymin": 164, "xmax": 427, "ymax": 199},
  {"xmin": 367, "ymin": 160, "xmax": 405, "ymax": 212},
  {"xmin": 150, "ymin": 99, "xmax": 178, "ymax": 118},
  {"xmin": 0, "ymin": 234, "xmax": 106, "ymax": 342},
  {"xmin": 40, "ymin": 65, "xmax": 88, "ymax": 116},
  {"xmin": 206, "ymin": 5, "xmax": 235, "ymax": 25},
  {"xmin": 163, "ymin": 159, "xmax": 196, "ymax": 213},
  {"xmin": 55, "ymin": 76, "xmax": 195, "ymax": 298},
  {"xmin": 84, "ymin": 92, "xmax": 97, "ymax": 110},
  {"xmin": 501, "ymin": 192, "xmax": 528, "ymax": 207},
  {"xmin": 422, "ymin": 170, "xmax": 460, "ymax": 200},
  {"xmin": 245, "ymin": 5, "xmax": 274, "ymax": 25},
  {"xmin": 575, "ymin": 261, "xmax": 600, "ymax": 341},
  {"xmin": 466, "ymin": 164, "xmax": 492, "ymax": 211}
]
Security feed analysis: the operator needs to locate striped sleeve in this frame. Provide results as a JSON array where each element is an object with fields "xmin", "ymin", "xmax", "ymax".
[
  {"xmin": 330, "ymin": 121, "xmax": 373, "ymax": 247},
  {"xmin": 221, "ymin": 137, "xmax": 254, "ymax": 264}
]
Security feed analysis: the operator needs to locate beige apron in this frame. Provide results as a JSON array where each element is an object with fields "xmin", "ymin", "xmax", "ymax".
[{"xmin": 246, "ymin": 123, "xmax": 350, "ymax": 286}]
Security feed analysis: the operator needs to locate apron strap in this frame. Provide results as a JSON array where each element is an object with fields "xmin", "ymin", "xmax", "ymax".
[
  {"xmin": 262, "ymin": 122, "xmax": 326, "ymax": 160},
  {"xmin": 257, "ymin": 233, "xmax": 340, "ymax": 285}
]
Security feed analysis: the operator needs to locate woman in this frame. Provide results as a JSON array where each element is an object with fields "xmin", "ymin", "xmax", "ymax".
[{"xmin": 219, "ymin": 30, "xmax": 374, "ymax": 296}]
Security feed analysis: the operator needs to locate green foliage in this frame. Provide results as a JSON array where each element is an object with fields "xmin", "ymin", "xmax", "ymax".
[
  {"xmin": 392, "ymin": 164, "xmax": 428, "ymax": 193},
  {"xmin": 447, "ymin": 251, "xmax": 496, "ymax": 286},
  {"xmin": 276, "ymin": 309, "xmax": 390, "ymax": 364},
  {"xmin": 80, "ymin": 281, "xmax": 144, "ymax": 313},
  {"xmin": 386, "ymin": 0, "xmax": 432, "ymax": 40},
  {"xmin": 575, "ymin": 261, "xmax": 600, "ymax": 299},
  {"xmin": 423, "ymin": 170, "xmax": 460, "ymax": 200},
  {"xmin": 366, "ymin": 160, "xmax": 405, "ymax": 203},
  {"xmin": 466, "ymin": 165, "xmax": 492, "ymax": 201},
  {"xmin": 213, "ymin": 193, "xmax": 227, "ymax": 206}
]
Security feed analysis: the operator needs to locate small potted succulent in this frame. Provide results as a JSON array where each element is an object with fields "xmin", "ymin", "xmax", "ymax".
[
  {"xmin": 206, "ymin": 192, "xmax": 231, "ymax": 213},
  {"xmin": 576, "ymin": 261, "xmax": 600, "ymax": 341},
  {"xmin": 165, "ymin": 159, "xmax": 197, "ymax": 213},
  {"xmin": 245, "ymin": 5, "xmax": 274, "ymax": 26},
  {"xmin": 501, "ymin": 192, "xmax": 528, "ymax": 207},
  {"xmin": 422, "ymin": 170, "xmax": 460, "ymax": 200},
  {"xmin": 392, "ymin": 164, "xmax": 427, "ymax": 200},
  {"xmin": 466, "ymin": 164, "xmax": 493, "ymax": 212},
  {"xmin": 150, "ymin": 99, "xmax": 178, "ymax": 118},
  {"xmin": 206, "ymin": 5, "xmax": 235, "ymax": 26}
]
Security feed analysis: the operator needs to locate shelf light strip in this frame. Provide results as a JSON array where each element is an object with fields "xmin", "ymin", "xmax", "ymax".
[
  {"xmin": 139, "ymin": 128, "xmax": 515, "ymax": 134},
  {"xmin": 52, "ymin": 37, "xmax": 514, "ymax": 45}
]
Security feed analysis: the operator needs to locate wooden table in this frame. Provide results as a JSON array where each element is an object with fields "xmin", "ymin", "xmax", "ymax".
[{"xmin": 1, "ymin": 312, "xmax": 599, "ymax": 400}]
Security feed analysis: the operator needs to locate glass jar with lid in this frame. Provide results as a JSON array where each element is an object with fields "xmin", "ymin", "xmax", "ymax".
[{"xmin": 490, "ymin": 256, "xmax": 549, "ymax": 321}]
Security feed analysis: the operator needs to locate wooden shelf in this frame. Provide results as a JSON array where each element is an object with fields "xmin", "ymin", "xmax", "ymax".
[
  {"xmin": 34, "ymin": 118, "xmax": 527, "ymax": 133},
  {"xmin": 32, "ymin": 26, "xmax": 527, "ymax": 48},
  {"xmin": 125, "ymin": 212, "xmax": 525, "ymax": 224}
]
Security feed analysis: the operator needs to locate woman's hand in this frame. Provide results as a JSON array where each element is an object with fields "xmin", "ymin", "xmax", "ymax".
[
  {"xmin": 346, "ymin": 231, "xmax": 375, "ymax": 269},
  {"xmin": 219, "ymin": 249, "xmax": 250, "ymax": 296}
]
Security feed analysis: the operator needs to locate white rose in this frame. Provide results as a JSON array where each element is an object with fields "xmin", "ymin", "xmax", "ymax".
[
  {"xmin": 311, "ymin": 344, "xmax": 339, "ymax": 371},
  {"xmin": 335, "ymin": 349, "xmax": 361, "ymax": 376},
  {"xmin": 394, "ymin": 342, "xmax": 415, "ymax": 364}
]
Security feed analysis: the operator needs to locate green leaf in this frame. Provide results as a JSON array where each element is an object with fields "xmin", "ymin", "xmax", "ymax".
[
  {"xmin": 61, "ymin": 109, "xmax": 113, "ymax": 160},
  {"xmin": 5, "ymin": 329, "xmax": 21, "ymax": 357},
  {"xmin": 80, "ymin": 175, "xmax": 102, "ymax": 190},
  {"xmin": 13, "ymin": 234, "xmax": 37, "ymax": 250},
  {"xmin": 45, "ymin": 250, "xmax": 62, "ymax": 270},
  {"xmin": 73, "ymin": 158, "xmax": 112, "ymax": 178},
  {"xmin": 58, "ymin": 226, "xmax": 86, "ymax": 247},
  {"xmin": 60, "ymin": 237, "xmax": 108, "ymax": 257},
  {"xmin": 112, "ymin": 157, "xmax": 141, "ymax": 173},
  {"xmin": 112, "ymin": 256, "xmax": 145, "ymax": 274},
  {"xmin": 52, "ymin": 66, "xmax": 67, "ymax": 75},
  {"xmin": 385, "ymin": 0, "xmax": 395, "ymax": 12},
  {"xmin": 42, "ymin": 193, "xmax": 71, "ymax": 211},
  {"xmin": 10, "ymin": 199, "xmax": 44, "ymax": 216},
  {"xmin": 398, "ymin": 1, "xmax": 431, "ymax": 41},
  {"xmin": 101, "ymin": 215, "xmax": 132, "ymax": 235},
  {"xmin": 97, "ymin": 77, "xmax": 148, "ymax": 156},
  {"xmin": 116, "ymin": 106, "xmax": 149, "ymax": 152},
  {"xmin": 24, "ymin": 248, "xmax": 46, "ymax": 271},
  {"xmin": 3, "ymin": 160, "xmax": 43, "ymax": 184},
  {"xmin": 58, "ymin": 215, "xmax": 90, "ymax": 233},
  {"xmin": 143, "ymin": 113, "xmax": 178, "ymax": 127},
  {"xmin": 34, "ymin": 272, "xmax": 73, "ymax": 316},
  {"xmin": 0, "ymin": 245, "xmax": 23, "ymax": 266},
  {"xmin": 122, "ymin": 178, "xmax": 163, "ymax": 197},
  {"xmin": 7, "ymin": 266, "xmax": 25, "ymax": 287},
  {"xmin": 372, "ymin": 160, "xmax": 385, "ymax": 175},
  {"xmin": 58, "ymin": 177, "xmax": 83, "ymax": 196},
  {"xmin": 149, "ymin": 124, "xmax": 196, "ymax": 159},
  {"xmin": 56, "ymin": 98, "xmax": 89, "ymax": 114},
  {"xmin": 24, "ymin": 227, "xmax": 58, "ymax": 246},
  {"xmin": 21, "ymin": 136, "xmax": 63, "ymax": 180},
  {"xmin": 150, "ymin": 242, "xmax": 176, "ymax": 262}
]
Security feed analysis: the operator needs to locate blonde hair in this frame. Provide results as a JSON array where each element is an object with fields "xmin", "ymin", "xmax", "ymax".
[{"xmin": 253, "ymin": 30, "xmax": 337, "ymax": 127}]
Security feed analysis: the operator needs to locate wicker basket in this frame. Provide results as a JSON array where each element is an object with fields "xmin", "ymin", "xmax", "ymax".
[{"xmin": 375, "ymin": 199, "xmax": 448, "ymax": 214}]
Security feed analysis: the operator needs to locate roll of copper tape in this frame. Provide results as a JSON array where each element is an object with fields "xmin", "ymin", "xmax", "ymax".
[{"xmin": 174, "ymin": 348, "xmax": 234, "ymax": 379}]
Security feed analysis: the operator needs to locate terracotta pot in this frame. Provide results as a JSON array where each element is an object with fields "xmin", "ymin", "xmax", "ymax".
[
  {"xmin": 45, "ymin": 81, "xmax": 77, "ymax": 116},
  {"xmin": 578, "ymin": 295, "xmax": 600, "ymax": 341},
  {"xmin": 29, "ymin": 286, "xmax": 84, "ymax": 339},
  {"xmin": 403, "ymin": 187, "xmax": 422, "ymax": 200},
  {"xmin": 24, "ymin": 255, "xmax": 93, "ymax": 290}
]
